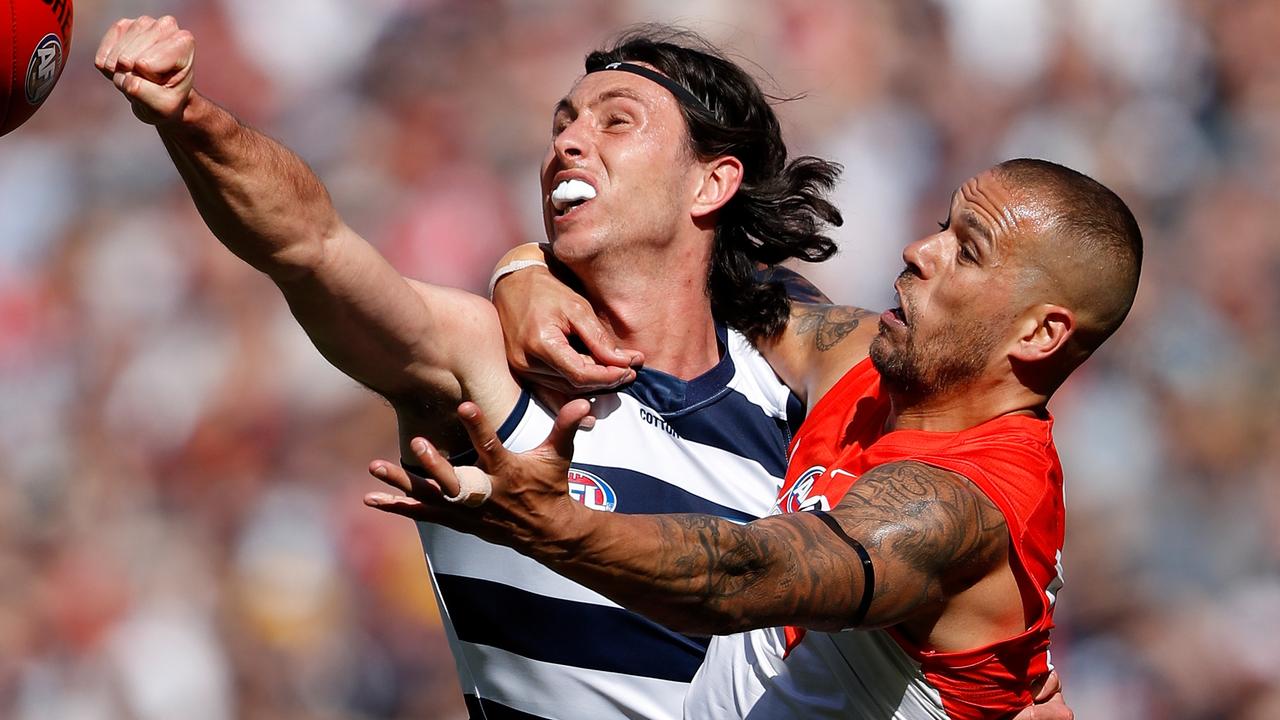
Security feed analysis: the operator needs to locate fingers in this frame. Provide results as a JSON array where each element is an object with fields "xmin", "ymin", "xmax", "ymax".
[
  {"xmin": 135, "ymin": 31, "xmax": 196, "ymax": 86},
  {"xmin": 527, "ymin": 339, "xmax": 637, "ymax": 392},
  {"xmin": 368, "ymin": 458, "xmax": 442, "ymax": 497},
  {"xmin": 456, "ymin": 402, "xmax": 510, "ymax": 470},
  {"xmin": 96, "ymin": 16, "xmax": 191, "ymax": 83},
  {"xmin": 364, "ymin": 492, "xmax": 439, "ymax": 521},
  {"xmin": 402, "ymin": 437, "xmax": 465, "ymax": 500},
  {"xmin": 95, "ymin": 19, "xmax": 132, "ymax": 75},
  {"xmin": 114, "ymin": 16, "xmax": 166, "ymax": 73},
  {"xmin": 1033, "ymin": 670, "xmax": 1062, "ymax": 702},
  {"xmin": 545, "ymin": 399, "xmax": 593, "ymax": 460},
  {"xmin": 101, "ymin": 15, "xmax": 157, "ymax": 74},
  {"xmin": 1017, "ymin": 670, "xmax": 1072, "ymax": 720},
  {"xmin": 564, "ymin": 308, "xmax": 644, "ymax": 370}
]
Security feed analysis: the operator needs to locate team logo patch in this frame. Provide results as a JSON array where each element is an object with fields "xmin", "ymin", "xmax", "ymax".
[
  {"xmin": 778, "ymin": 465, "xmax": 831, "ymax": 514},
  {"xmin": 567, "ymin": 469, "xmax": 617, "ymax": 512},
  {"xmin": 26, "ymin": 34, "xmax": 64, "ymax": 106}
]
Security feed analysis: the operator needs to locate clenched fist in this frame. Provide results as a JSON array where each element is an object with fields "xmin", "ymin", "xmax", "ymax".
[{"xmin": 94, "ymin": 16, "xmax": 195, "ymax": 125}]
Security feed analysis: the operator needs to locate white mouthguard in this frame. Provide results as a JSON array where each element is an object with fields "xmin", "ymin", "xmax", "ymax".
[{"xmin": 551, "ymin": 179, "xmax": 597, "ymax": 210}]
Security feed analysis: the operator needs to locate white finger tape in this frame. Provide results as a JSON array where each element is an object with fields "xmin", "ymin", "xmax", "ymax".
[{"xmin": 444, "ymin": 466, "xmax": 494, "ymax": 508}]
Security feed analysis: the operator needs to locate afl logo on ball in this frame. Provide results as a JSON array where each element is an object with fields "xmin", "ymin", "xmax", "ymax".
[
  {"xmin": 26, "ymin": 33, "xmax": 64, "ymax": 106},
  {"xmin": 779, "ymin": 465, "xmax": 830, "ymax": 514},
  {"xmin": 567, "ymin": 469, "xmax": 617, "ymax": 512}
]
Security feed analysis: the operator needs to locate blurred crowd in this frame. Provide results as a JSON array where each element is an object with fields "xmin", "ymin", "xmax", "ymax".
[{"xmin": 1, "ymin": 0, "xmax": 1277, "ymax": 718}]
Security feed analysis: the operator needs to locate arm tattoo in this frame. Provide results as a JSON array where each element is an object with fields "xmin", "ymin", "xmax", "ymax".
[
  {"xmin": 830, "ymin": 461, "xmax": 1008, "ymax": 623},
  {"xmin": 547, "ymin": 462, "xmax": 1006, "ymax": 634},
  {"xmin": 791, "ymin": 305, "xmax": 874, "ymax": 352}
]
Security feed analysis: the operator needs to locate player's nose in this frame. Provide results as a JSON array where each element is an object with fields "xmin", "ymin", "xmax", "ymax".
[
  {"xmin": 553, "ymin": 116, "xmax": 591, "ymax": 163},
  {"xmin": 901, "ymin": 234, "xmax": 940, "ymax": 280}
]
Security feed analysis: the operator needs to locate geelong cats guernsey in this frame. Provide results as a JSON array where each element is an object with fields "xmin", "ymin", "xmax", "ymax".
[{"xmin": 413, "ymin": 325, "xmax": 802, "ymax": 720}]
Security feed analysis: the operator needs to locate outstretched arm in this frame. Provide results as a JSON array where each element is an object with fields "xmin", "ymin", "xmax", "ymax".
[
  {"xmin": 365, "ymin": 403, "xmax": 1008, "ymax": 635},
  {"xmin": 95, "ymin": 16, "xmax": 518, "ymax": 447}
]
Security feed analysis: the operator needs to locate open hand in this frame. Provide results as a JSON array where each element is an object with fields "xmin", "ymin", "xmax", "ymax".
[{"xmin": 364, "ymin": 400, "xmax": 594, "ymax": 549}]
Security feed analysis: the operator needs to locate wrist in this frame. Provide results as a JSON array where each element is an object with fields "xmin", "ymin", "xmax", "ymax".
[
  {"xmin": 155, "ymin": 90, "xmax": 219, "ymax": 142},
  {"xmin": 488, "ymin": 257, "xmax": 549, "ymax": 298},
  {"xmin": 536, "ymin": 498, "xmax": 599, "ymax": 564}
]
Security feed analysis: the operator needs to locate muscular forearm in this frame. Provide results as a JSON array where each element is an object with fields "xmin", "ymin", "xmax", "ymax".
[
  {"xmin": 157, "ymin": 90, "xmax": 338, "ymax": 279},
  {"xmin": 530, "ymin": 508, "xmax": 868, "ymax": 635}
]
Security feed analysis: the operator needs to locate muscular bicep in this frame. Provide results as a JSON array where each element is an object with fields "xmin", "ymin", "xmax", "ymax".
[
  {"xmin": 824, "ymin": 461, "xmax": 1010, "ymax": 629},
  {"xmin": 758, "ymin": 303, "xmax": 878, "ymax": 410}
]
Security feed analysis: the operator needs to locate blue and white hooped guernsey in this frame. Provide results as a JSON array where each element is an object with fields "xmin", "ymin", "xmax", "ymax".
[{"xmin": 413, "ymin": 325, "xmax": 803, "ymax": 720}]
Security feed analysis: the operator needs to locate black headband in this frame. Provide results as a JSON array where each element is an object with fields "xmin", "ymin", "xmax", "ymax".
[{"xmin": 588, "ymin": 61, "xmax": 711, "ymax": 116}]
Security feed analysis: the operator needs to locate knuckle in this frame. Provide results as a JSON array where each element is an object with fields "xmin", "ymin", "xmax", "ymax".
[{"xmin": 536, "ymin": 329, "xmax": 562, "ymax": 349}]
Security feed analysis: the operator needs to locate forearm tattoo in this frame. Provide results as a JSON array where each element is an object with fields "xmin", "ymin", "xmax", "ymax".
[
  {"xmin": 791, "ymin": 305, "xmax": 874, "ymax": 352},
  {"xmin": 585, "ymin": 461, "xmax": 1008, "ymax": 633}
]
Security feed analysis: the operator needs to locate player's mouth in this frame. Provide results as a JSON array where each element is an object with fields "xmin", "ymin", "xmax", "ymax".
[
  {"xmin": 550, "ymin": 177, "xmax": 597, "ymax": 218},
  {"xmin": 881, "ymin": 306, "xmax": 908, "ymax": 330},
  {"xmin": 882, "ymin": 282, "xmax": 910, "ymax": 330}
]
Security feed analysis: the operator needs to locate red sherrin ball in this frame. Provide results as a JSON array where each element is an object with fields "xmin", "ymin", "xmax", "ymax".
[{"xmin": 1, "ymin": 0, "xmax": 74, "ymax": 136}]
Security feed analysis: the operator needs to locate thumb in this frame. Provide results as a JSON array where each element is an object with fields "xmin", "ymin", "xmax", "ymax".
[
  {"xmin": 566, "ymin": 308, "xmax": 643, "ymax": 369},
  {"xmin": 544, "ymin": 399, "xmax": 593, "ymax": 461}
]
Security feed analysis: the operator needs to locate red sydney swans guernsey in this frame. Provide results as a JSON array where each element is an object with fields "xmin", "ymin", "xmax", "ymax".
[{"xmin": 685, "ymin": 358, "xmax": 1066, "ymax": 719}]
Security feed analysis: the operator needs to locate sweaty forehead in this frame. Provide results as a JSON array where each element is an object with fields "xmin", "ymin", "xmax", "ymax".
[{"xmin": 956, "ymin": 170, "xmax": 1054, "ymax": 256}]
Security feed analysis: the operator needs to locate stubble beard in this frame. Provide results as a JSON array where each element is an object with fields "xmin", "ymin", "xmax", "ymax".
[{"xmin": 870, "ymin": 314, "xmax": 1001, "ymax": 402}]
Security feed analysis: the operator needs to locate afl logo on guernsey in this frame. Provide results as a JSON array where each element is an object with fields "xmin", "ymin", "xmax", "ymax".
[
  {"xmin": 779, "ymin": 465, "xmax": 831, "ymax": 514},
  {"xmin": 567, "ymin": 469, "xmax": 617, "ymax": 512}
]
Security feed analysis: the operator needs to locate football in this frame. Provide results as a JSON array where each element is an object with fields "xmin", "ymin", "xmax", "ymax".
[{"xmin": 1, "ymin": 0, "xmax": 74, "ymax": 136}]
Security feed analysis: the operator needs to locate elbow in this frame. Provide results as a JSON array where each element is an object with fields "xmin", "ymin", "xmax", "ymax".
[{"xmin": 259, "ymin": 217, "xmax": 346, "ymax": 283}]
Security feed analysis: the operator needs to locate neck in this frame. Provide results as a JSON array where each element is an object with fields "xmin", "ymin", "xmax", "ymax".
[
  {"xmin": 884, "ymin": 376, "xmax": 1048, "ymax": 433},
  {"xmin": 572, "ymin": 247, "xmax": 720, "ymax": 380}
]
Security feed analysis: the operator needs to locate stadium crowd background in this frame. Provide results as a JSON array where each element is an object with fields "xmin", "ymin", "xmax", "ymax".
[{"xmin": 2, "ymin": 0, "xmax": 1278, "ymax": 718}]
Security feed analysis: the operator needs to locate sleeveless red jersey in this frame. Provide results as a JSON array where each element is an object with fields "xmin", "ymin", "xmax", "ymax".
[{"xmin": 776, "ymin": 357, "xmax": 1065, "ymax": 719}]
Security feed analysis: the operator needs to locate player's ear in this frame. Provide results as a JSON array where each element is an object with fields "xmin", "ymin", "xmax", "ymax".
[
  {"xmin": 1010, "ymin": 303, "xmax": 1074, "ymax": 362},
  {"xmin": 691, "ymin": 155, "xmax": 743, "ymax": 219}
]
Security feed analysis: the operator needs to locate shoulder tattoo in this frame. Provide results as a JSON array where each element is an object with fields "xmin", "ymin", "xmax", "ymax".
[{"xmin": 791, "ymin": 305, "xmax": 874, "ymax": 352}]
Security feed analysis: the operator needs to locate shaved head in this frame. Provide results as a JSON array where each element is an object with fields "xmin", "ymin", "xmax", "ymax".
[{"xmin": 994, "ymin": 159, "xmax": 1143, "ymax": 359}]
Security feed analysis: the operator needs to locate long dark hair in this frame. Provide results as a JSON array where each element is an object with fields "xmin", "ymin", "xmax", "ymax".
[{"xmin": 586, "ymin": 26, "xmax": 842, "ymax": 340}]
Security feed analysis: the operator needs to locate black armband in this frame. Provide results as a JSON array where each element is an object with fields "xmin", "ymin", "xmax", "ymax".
[{"xmin": 811, "ymin": 510, "xmax": 876, "ymax": 628}]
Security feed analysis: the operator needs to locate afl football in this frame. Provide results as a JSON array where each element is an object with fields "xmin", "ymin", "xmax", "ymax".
[{"xmin": 1, "ymin": 0, "xmax": 74, "ymax": 136}]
